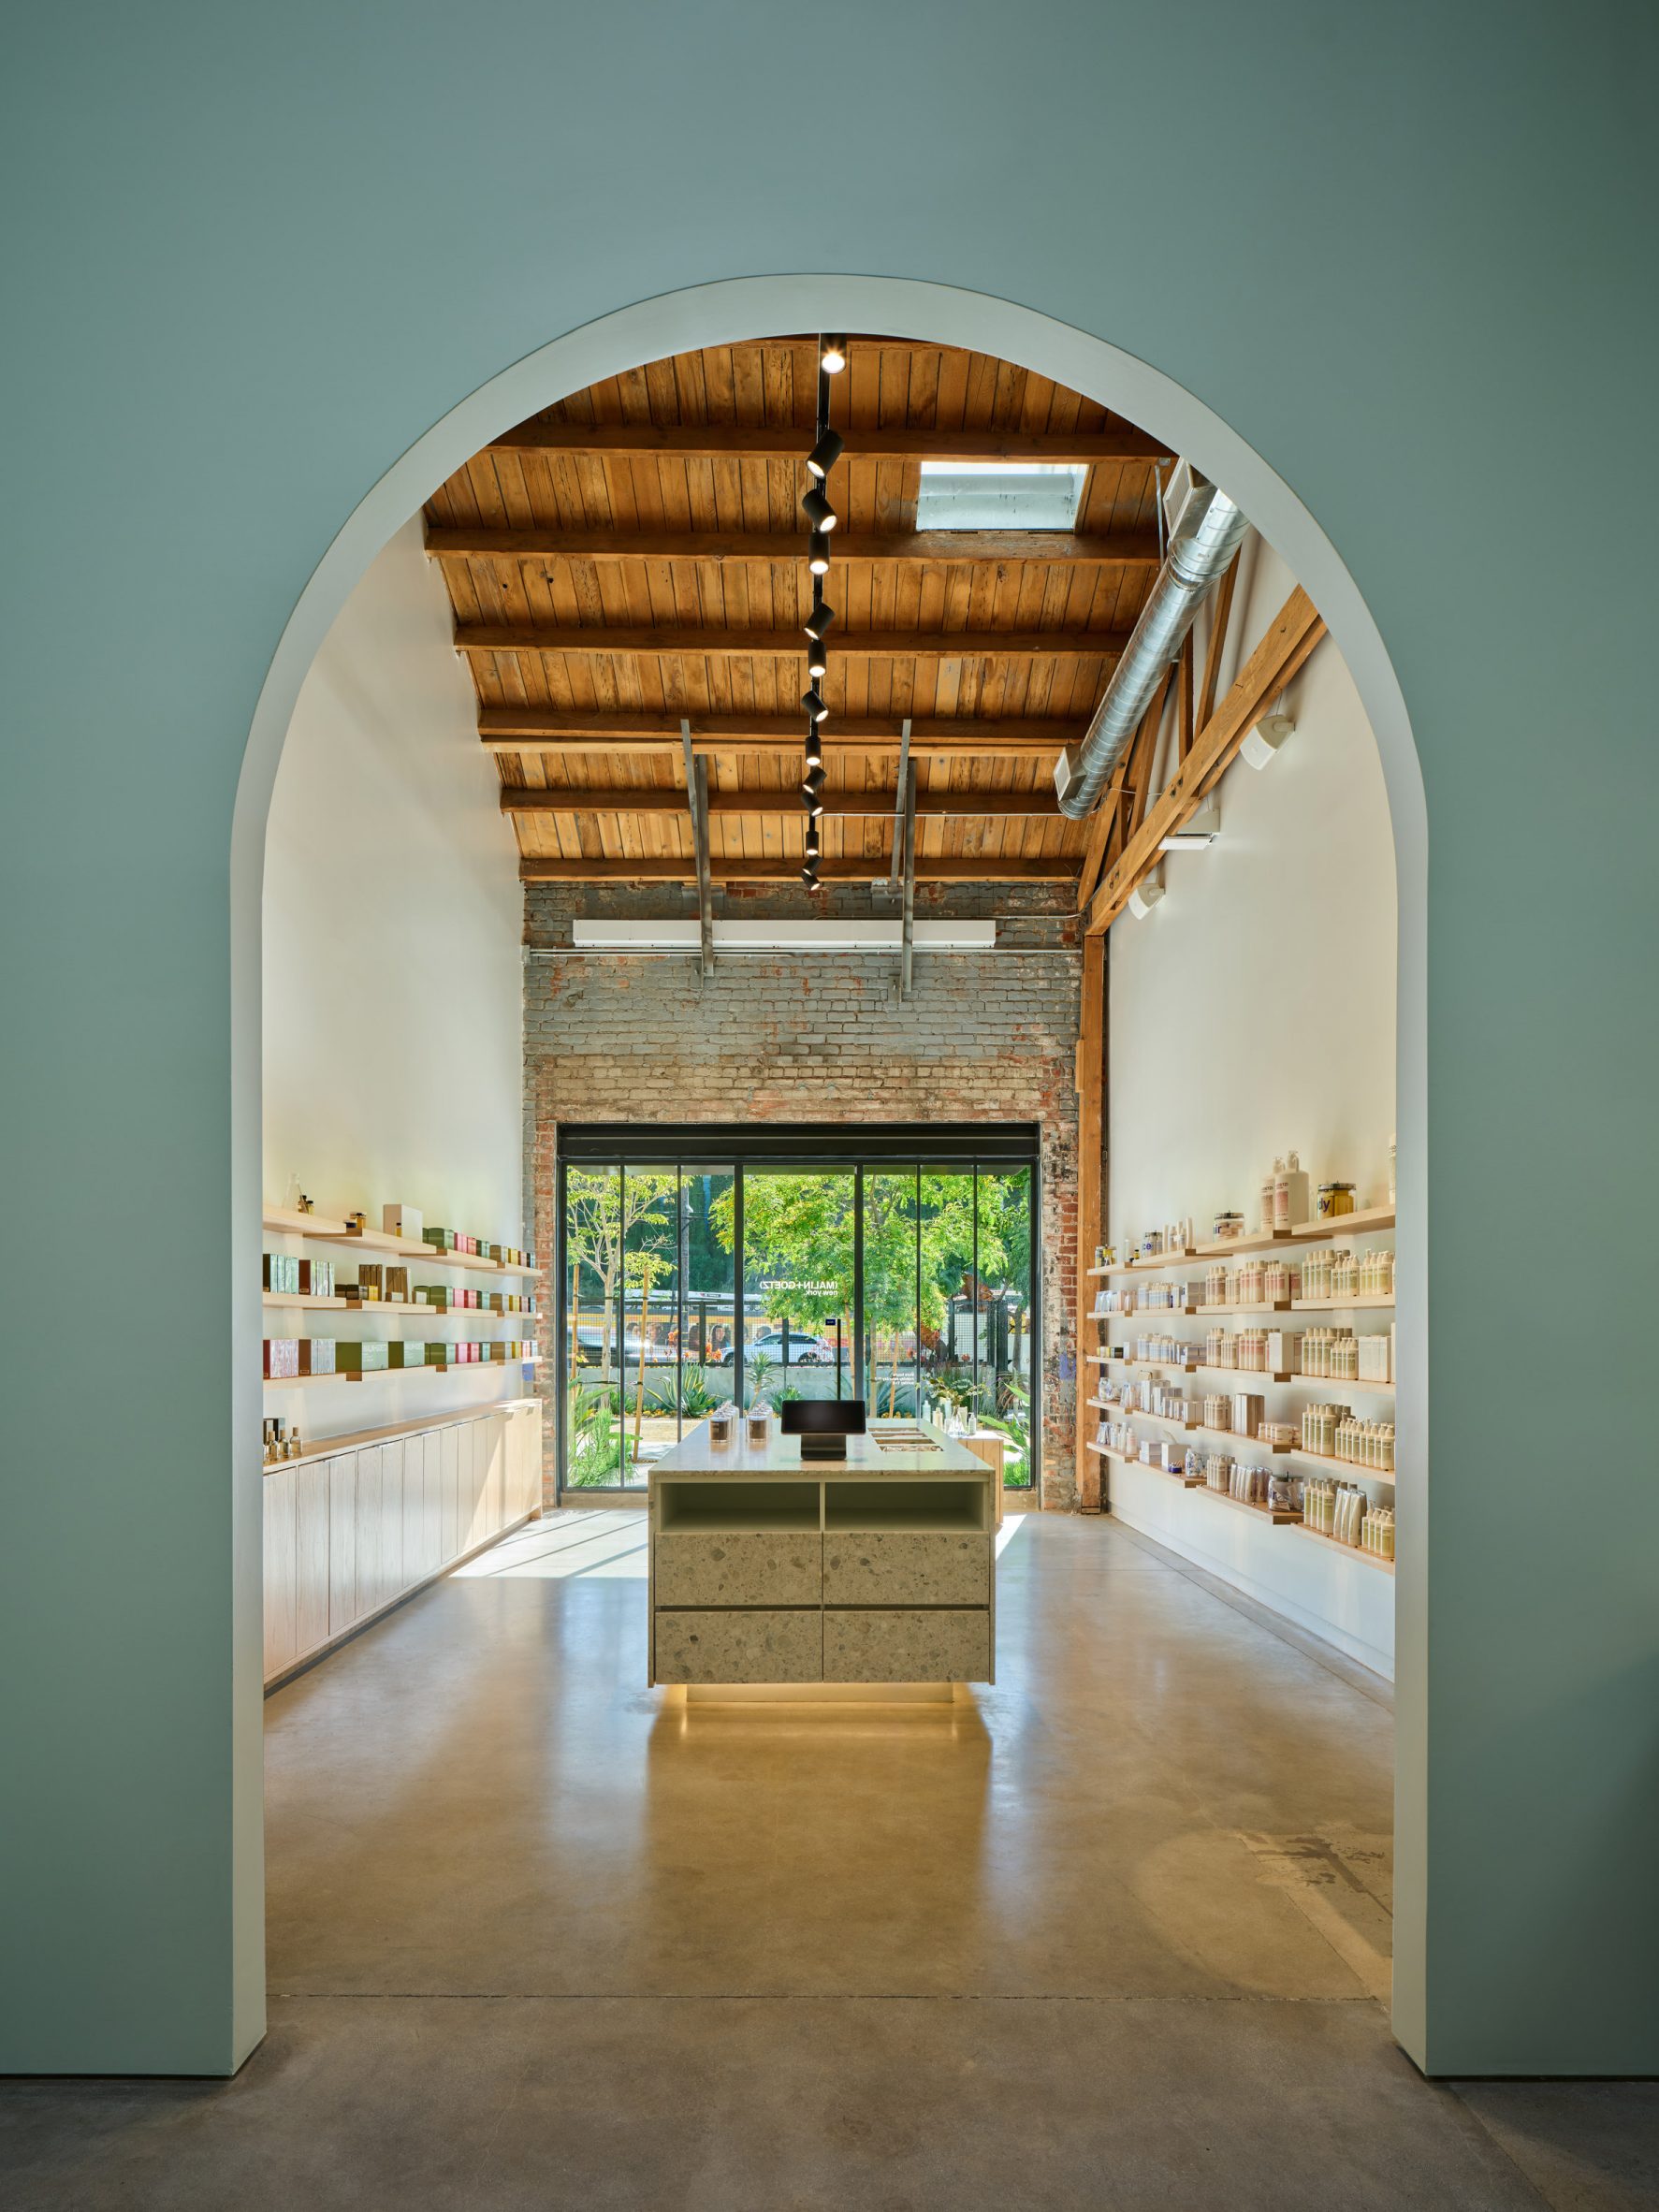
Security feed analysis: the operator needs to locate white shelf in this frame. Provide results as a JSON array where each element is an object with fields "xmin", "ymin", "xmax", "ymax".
[
  {"xmin": 265, "ymin": 1355, "xmax": 540, "ymax": 1388},
  {"xmin": 1288, "ymin": 1447, "xmax": 1397, "ymax": 1486},
  {"xmin": 1293, "ymin": 1522, "xmax": 1395, "ymax": 1574},
  {"xmin": 1100, "ymin": 1205, "xmax": 1395, "ymax": 1276}
]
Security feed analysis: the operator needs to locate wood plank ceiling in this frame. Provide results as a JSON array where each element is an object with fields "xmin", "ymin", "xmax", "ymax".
[{"xmin": 424, "ymin": 336, "xmax": 1176, "ymax": 887}]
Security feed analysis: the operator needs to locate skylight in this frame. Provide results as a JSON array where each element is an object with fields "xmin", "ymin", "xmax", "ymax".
[{"xmin": 915, "ymin": 460, "xmax": 1088, "ymax": 531}]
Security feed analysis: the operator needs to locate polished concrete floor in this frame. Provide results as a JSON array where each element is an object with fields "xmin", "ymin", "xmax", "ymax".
[{"xmin": 5, "ymin": 1512, "xmax": 1655, "ymax": 2208}]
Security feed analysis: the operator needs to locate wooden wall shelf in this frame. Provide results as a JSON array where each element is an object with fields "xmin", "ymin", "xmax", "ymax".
[
  {"xmin": 265, "ymin": 1204, "xmax": 538, "ymax": 1277},
  {"xmin": 1100, "ymin": 1207, "xmax": 1396, "ymax": 1277},
  {"xmin": 266, "ymin": 1356, "xmax": 540, "ymax": 1389},
  {"xmin": 264, "ymin": 1293, "xmax": 538, "ymax": 1321},
  {"xmin": 1293, "ymin": 1523, "xmax": 1395, "ymax": 1573},
  {"xmin": 1289, "ymin": 1447, "xmax": 1396, "ymax": 1486},
  {"xmin": 263, "ymin": 1205, "xmax": 350, "ymax": 1237},
  {"xmin": 261, "ymin": 1292, "xmax": 350, "ymax": 1312}
]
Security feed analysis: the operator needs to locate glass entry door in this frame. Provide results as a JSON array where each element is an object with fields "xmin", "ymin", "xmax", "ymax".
[{"xmin": 556, "ymin": 1126, "xmax": 1038, "ymax": 1497}]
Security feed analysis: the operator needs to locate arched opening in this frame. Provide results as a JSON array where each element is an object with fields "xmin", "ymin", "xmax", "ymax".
[{"xmin": 236, "ymin": 278, "xmax": 1427, "ymax": 2067}]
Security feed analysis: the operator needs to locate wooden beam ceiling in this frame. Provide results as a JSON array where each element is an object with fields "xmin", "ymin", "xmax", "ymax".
[
  {"xmin": 487, "ymin": 423, "xmax": 1172, "ymax": 464},
  {"xmin": 427, "ymin": 526, "xmax": 1161, "ymax": 567},
  {"xmin": 478, "ymin": 711, "xmax": 1083, "ymax": 755},
  {"xmin": 454, "ymin": 623, "xmax": 1131, "ymax": 662},
  {"xmin": 498, "ymin": 786, "xmax": 1062, "ymax": 818}
]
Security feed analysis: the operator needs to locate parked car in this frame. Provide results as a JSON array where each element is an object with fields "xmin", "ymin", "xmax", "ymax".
[
  {"xmin": 571, "ymin": 1329, "xmax": 677, "ymax": 1366},
  {"xmin": 713, "ymin": 1327, "xmax": 836, "ymax": 1366}
]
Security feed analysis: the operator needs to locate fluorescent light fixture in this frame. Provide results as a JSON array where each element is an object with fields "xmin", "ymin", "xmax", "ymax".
[
  {"xmin": 915, "ymin": 459, "xmax": 1088, "ymax": 531},
  {"xmin": 1158, "ymin": 794, "xmax": 1220, "ymax": 851},
  {"xmin": 1243, "ymin": 712, "xmax": 1295, "ymax": 770},
  {"xmin": 571, "ymin": 919, "xmax": 997, "ymax": 952},
  {"xmin": 1127, "ymin": 866, "xmax": 1165, "ymax": 920}
]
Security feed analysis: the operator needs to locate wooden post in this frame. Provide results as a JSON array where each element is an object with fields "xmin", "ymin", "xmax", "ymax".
[{"xmin": 1074, "ymin": 931, "xmax": 1107, "ymax": 1511}]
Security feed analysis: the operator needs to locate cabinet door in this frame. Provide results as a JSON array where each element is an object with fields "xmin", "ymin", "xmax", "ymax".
[
  {"xmin": 400, "ymin": 1436, "xmax": 429, "ymax": 1589},
  {"xmin": 822, "ymin": 1531, "xmax": 990, "ymax": 1608},
  {"xmin": 422, "ymin": 1433, "xmax": 445, "ymax": 1579},
  {"xmin": 328, "ymin": 1454, "xmax": 360, "ymax": 1635},
  {"xmin": 354, "ymin": 1446, "xmax": 385, "ymax": 1616},
  {"xmin": 293, "ymin": 1460, "xmax": 332, "ymax": 1659},
  {"xmin": 462, "ymin": 1418, "xmax": 489, "ymax": 1553},
  {"xmin": 822, "ymin": 1608, "xmax": 992, "ymax": 1685},
  {"xmin": 262, "ymin": 1471, "xmax": 298, "ymax": 1681},
  {"xmin": 440, "ymin": 1421, "xmax": 462, "ymax": 1562},
  {"xmin": 485, "ymin": 1412, "xmax": 507, "ymax": 1535}
]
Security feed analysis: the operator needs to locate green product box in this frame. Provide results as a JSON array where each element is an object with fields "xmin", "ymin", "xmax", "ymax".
[
  {"xmin": 335, "ymin": 1341, "xmax": 390, "ymax": 1373},
  {"xmin": 387, "ymin": 1341, "xmax": 426, "ymax": 1369},
  {"xmin": 422, "ymin": 1229, "xmax": 457, "ymax": 1252},
  {"xmin": 423, "ymin": 1343, "xmax": 452, "ymax": 1368},
  {"xmin": 415, "ymin": 1285, "xmax": 450, "ymax": 1311}
]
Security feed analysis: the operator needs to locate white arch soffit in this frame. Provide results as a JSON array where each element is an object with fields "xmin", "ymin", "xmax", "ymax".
[{"xmin": 229, "ymin": 270, "xmax": 1430, "ymax": 2046}]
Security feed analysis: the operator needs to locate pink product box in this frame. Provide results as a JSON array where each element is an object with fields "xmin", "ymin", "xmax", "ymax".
[{"xmin": 263, "ymin": 1338, "xmax": 300, "ymax": 1380}]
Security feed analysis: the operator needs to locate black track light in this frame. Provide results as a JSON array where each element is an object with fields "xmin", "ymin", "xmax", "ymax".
[
  {"xmin": 805, "ymin": 595, "xmax": 836, "ymax": 642},
  {"xmin": 806, "ymin": 429, "xmax": 844, "ymax": 480},
  {"xmin": 821, "ymin": 335, "xmax": 848, "ymax": 375},
  {"xmin": 805, "ymin": 788, "xmax": 825, "ymax": 820},
  {"xmin": 801, "ymin": 863, "xmax": 818, "ymax": 889},
  {"xmin": 803, "ymin": 764, "xmax": 826, "ymax": 797},
  {"xmin": 801, "ymin": 486, "xmax": 837, "ymax": 532},
  {"xmin": 807, "ymin": 642, "xmax": 827, "ymax": 679},
  {"xmin": 805, "ymin": 729, "xmax": 823, "ymax": 768},
  {"xmin": 801, "ymin": 686, "xmax": 828, "ymax": 723},
  {"xmin": 808, "ymin": 531, "xmax": 831, "ymax": 575},
  {"xmin": 805, "ymin": 825, "xmax": 822, "ymax": 858}
]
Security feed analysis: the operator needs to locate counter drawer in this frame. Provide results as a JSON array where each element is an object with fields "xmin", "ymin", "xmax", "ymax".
[
  {"xmin": 823, "ymin": 1608, "xmax": 992, "ymax": 1685},
  {"xmin": 822, "ymin": 1530, "xmax": 989, "ymax": 1608},
  {"xmin": 654, "ymin": 1608, "xmax": 822, "ymax": 1684},
  {"xmin": 655, "ymin": 1529, "xmax": 822, "ymax": 1608}
]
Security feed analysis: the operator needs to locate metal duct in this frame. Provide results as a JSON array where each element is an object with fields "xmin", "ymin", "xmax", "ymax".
[{"xmin": 1054, "ymin": 466, "xmax": 1251, "ymax": 820}]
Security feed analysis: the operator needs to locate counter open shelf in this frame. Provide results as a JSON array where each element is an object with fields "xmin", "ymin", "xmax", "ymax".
[
  {"xmin": 824, "ymin": 1479, "xmax": 988, "ymax": 1534},
  {"xmin": 261, "ymin": 1402, "xmax": 537, "ymax": 1472},
  {"xmin": 657, "ymin": 1479, "xmax": 819, "ymax": 1533}
]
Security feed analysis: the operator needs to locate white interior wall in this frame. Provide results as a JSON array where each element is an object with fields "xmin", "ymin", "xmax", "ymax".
[
  {"xmin": 261, "ymin": 518, "xmax": 525, "ymax": 1441},
  {"xmin": 1105, "ymin": 532, "xmax": 1398, "ymax": 1672}
]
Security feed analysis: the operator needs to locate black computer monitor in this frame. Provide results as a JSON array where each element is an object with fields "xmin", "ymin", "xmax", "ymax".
[{"xmin": 780, "ymin": 1398, "xmax": 867, "ymax": 1459}]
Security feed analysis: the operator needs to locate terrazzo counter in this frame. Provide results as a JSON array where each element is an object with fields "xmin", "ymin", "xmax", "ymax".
[{"xmin": 648, "ymin": 1418, "xmax": 997, "ymax": 1692}]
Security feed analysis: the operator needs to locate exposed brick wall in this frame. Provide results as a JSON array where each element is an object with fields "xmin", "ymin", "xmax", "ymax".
[{"xmin": 523, "ymin": 882, "xmax": 1085, "ymax": 1508}]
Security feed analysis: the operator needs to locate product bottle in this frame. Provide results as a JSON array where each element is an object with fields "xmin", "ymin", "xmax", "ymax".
[{"xmin": 1261, "ymin": 1163, "xmax": 1282, "ymax": 1234}]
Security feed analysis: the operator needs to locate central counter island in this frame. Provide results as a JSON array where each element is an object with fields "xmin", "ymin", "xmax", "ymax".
[{"xmin": 648, "ymin": 1417, "xmax": 997, "ymax": 1695}]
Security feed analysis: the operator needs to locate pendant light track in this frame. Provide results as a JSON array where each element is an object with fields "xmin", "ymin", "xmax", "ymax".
[{"xmin": 799, "ymin": 334, "xmax": 847, "ymax": 889}]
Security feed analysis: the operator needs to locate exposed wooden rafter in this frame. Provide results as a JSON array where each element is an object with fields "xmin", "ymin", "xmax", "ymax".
[
  {"xmin": 498, "ymin": 786, "xmax": 1062, "ymax": 819},
  {"xmin": 487, "ymin": 423, "xmax": 1172, "ymax": 465},
  {"xmin": 427, "ymin": 526, "xmax": 1161, "ymax": 568},
  {"xmin": 478, "ymin": 711, "xmax": 1082, "ymax": 756},
  {"xmin": 520, "ymin": 855, "xmax": 1081, "ymax": 886},
  {"xmin": 455, "ymin": 623, "xmax": 1131, "ymax": 662},
  {"xmin": 1084, "ymin": 588, "xmax": 1327, "ymax": 934}
]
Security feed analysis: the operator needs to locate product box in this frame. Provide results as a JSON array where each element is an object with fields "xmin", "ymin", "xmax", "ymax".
[
  {"xmin": 383, "ymin": 1203, "xmax": 423, "ymax": 1242},
  {"xmin": 263, "ymin": 1338, "xmax": 300, "ymax": 1379},
  {"xmin": 1265, "ymin": 1330, "xmax": 1302, "ymax": 1375},
  {"xmin": 422, "ymin": 1229, "xmax": 457, "ymax": 1253},
  {"xmin": 423, "ymin": 1343, "xmax": 452, "ymax": 1368},
  {"xmin": 1231, "ymin": 1392, "xmax": 1265, "ymax": 1439},
  {"xmin": 299, "ymin": 1338, "xmax": 336, "ymax": 1376},
  {"xmin": 385, "ymin": 1264, "xmax": 409, "ymax": 1302},
  {"xmin": 387, "ymin": 1340, "xmax": 426, "ymax": 1369},
  {"xmin": 415, "ymin": 1285, "xmax": 449, "ymax": 1311},
  {"xmin": 298, "ymin": 1258, "xmax": 334, "ymax": 1298},
  {"xmin": 263, "ymin": 1254, "xmax": 301, "ymax": 1296},
  {"xmin": 334, "ymin": 1340, "xmax": 390, "ymax": 1373}
]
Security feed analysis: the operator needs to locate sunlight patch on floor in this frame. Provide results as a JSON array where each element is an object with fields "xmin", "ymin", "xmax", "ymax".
[{"xmin": 452, "ymin": 1509, "xmax": 649, "ymax": 1579}]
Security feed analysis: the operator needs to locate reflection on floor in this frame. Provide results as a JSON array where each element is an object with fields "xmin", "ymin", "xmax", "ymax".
[{"xmin": 3, "ymin": 1512, "xmax": 1652, "ymax": 2210}]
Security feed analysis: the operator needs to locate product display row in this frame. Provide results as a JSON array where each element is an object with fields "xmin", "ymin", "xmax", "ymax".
[
  {"xmin": 1093, "ymin": 1146, "xmax": 1396, "ymax": 1273},
  {"xmin": 1090, "ymin": 1417, "xmax": 1396, "ymax": 1563},
  {"xmin": 1094, "ymin": 1245, "xmax": 1395, "ymax": 1316},
  {"xmin": 269, "ymin": 1187, "xmax": 537, "ymax": 1275},
  {"xmin": 263, "ymin": 1337, "xmax": 535, "ymax": 1379},
  {"xmin": 263, "ymin": 1254, "xmax": 337, "ymax": 1298}
]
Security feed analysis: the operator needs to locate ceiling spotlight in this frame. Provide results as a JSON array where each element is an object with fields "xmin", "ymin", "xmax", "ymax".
[
  {"xmin": 801, "ymin": 864, "xmax": 818, "ymax": 889},
  {"xmin": 808, "ymin": 642, "xmax": 827, "ymax": 679},
  {"xmin": 806, "ymin": 429, "xmax": 844, "ymax": 480},
  {"xmin": 805, "ymin": 826, "xmax": 822, "ymax": 858},
  {"xmin": 805, "ymin": 595, "xmax": 836, "ymax": 641},
  {"xmin": 808, "ymin": 531, "xmax": 831, "ymax": 575},
  {"xmin": 801, "ymin": 486, "xmax": 837, "ymax": 532},
  {"xmin": 804, "ymin": 785, "xmax": 825, "ymax": 818},
  {"xmin": 803, "ymin": 764, "xmax": 826, "ymax": 797},
  {"xmin": 801, "ymin": 686, "xmax": 828, "ymax": 722},
  {"xmin": 805, "ymin": 731, "xmax": 823, "ymax": 768},
  {"xmin": 821, "ymin": 335, "xmax": 847, "ymax": 374}
]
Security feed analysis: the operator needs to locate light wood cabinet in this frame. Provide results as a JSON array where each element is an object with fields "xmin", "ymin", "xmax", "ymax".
[{"xmin": 263, "ymin": 1402, "xmax": 541, "ymax": 1687}]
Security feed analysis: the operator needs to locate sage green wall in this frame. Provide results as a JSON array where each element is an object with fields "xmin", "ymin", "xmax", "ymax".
[{"xmin": 1, "ymin": 2, "xmax": 1652, "ymax": 2076}]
